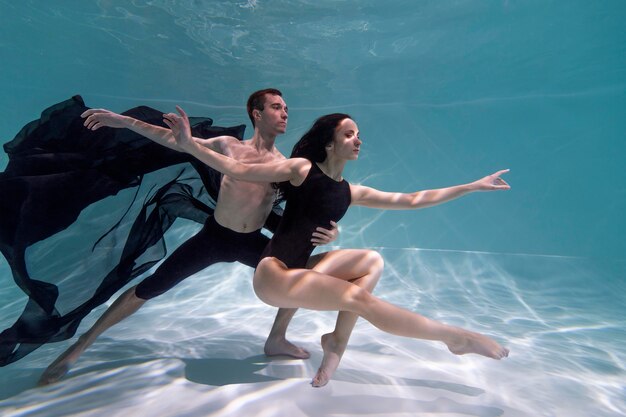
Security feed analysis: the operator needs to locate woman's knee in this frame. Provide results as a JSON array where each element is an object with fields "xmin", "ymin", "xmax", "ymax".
[
  {"xmin": 365, "ymin": 250, "xmax": 384, "ymax": 273},
  {"xmin": 252, "ymin": 258, "xmax": 283, "ymax": 306},
  {"xmin": 360, "ymin": 251, "xmax": 384, "ymax": 290}
]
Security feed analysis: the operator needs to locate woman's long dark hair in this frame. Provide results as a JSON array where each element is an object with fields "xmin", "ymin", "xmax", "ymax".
[
  {"xmin": 276, "ymin": 113, "xmax": 352, "ymax": 198},
  {"xmin": 290, "ymin": 113, "xmax": 352, "ymax": 161}
]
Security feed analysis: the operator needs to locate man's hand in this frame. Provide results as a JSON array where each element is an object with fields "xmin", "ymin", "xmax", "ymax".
[
  {"xmin": 472, "ymin": 169, "xmax": 511, "ymax": 191},
  {"xmin": 82, "ymin": 109, "xmax": 128, "ymax": 130},
  {"xmin": 311, "ymin": 221, "xmax": 339, "ymax": 246},
  {"xmin": 163, "ymin": 106, "xmax": 194, "ymax": 151}
]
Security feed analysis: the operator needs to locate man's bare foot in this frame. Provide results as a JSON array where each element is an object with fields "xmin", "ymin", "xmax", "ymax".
[
  {"xmin": 311, "ymin": 333, "xmax": 346, "ymax": 388},
  {"xmin": 264, "ymin": 336, "xmax": 310, "ymax": 359},
  {"xmin": 37, "ymin": 341, "xmax": 85, "ymax": 386},
  {"xmin": 446, "ymin": 329, "xmax": 509, "ymax": 359}
]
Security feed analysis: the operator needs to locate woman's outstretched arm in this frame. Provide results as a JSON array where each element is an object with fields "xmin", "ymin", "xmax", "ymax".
[
  {"xmin": 163, "ymin": 106, "xmax": 308, "ymax": 184},
  {"xmin": 349, "ymin": 170, "xmax": 510, "ymax": 210}
]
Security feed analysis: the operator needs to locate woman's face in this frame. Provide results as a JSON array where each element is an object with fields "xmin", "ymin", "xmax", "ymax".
[{"xmin": 331, "ymin": 118, "xmax": 362, "ymax": 160}]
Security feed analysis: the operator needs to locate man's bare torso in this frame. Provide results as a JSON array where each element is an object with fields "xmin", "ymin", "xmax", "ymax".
[{"xmin": 211, "ymin": 137, "xmax": 285, "ymax": 232}]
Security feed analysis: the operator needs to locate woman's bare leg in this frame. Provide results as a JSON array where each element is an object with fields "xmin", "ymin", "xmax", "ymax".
[
  {"xmin": 264, "ymin": 307, "xmax": 310, "ymax": 359},
  {"xmin": 253, "ymin": 257, "xmax": 509, "ymax": 363},
  {"xmin": 265, "ymin": 250, "xmax": 383, "ymax": 370},
  {"xmin": 306, "ymin": 249, "xmax": 384, "ymax": 387}
]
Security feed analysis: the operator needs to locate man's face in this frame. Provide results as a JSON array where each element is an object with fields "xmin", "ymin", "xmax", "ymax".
[{"xmin": 256, "ymin": 94, "xmax": 288, "ymax": 134}]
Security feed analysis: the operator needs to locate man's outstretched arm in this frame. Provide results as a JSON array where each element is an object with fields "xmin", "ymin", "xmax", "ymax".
[{"xmin": 82, "ymin": 108, "xmax": 225, "ymax": 153}]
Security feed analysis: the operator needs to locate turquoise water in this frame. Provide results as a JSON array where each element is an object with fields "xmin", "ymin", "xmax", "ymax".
[{"xmin": 1, "ymin": 1, "xmax": 625, "ymax": 416}]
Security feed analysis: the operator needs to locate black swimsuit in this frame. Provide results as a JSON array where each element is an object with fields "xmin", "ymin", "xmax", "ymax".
[{"xmin": 261, "ymin": 162, "xmax": 351, "ymax": 268}]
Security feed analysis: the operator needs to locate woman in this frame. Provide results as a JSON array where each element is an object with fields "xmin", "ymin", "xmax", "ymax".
[{"xmin": 164, "ymin": 107, "xmax": 510, "ymax": 386}]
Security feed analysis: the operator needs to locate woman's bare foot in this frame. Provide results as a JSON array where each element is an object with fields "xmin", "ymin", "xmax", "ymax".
[
  {"xmin": 264, "ymin": 335, "xmax": 310, "ymax": 359},
  {"xmin": 311, "ymin": 332, "xmax": 346, "ymax": 388},
  {"xmin": 446, "ymin": 329, "xmax": 509, "ymax": 359},
  {"xmin": 37, "ymin": 340, "xmax": 86, "ymax": 386}
]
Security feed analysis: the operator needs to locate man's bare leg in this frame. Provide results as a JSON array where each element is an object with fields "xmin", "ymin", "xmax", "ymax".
[
  {"xmin": 37, "ymin": 286, "xmax": 145, "ymax": 386},
  {"xmin": 264, "ymin": 307, "xmax": 310, "ymax": 359},
  {"xmin": 307, "ymin": 250, "xmax": 384, "ymax": 387}
]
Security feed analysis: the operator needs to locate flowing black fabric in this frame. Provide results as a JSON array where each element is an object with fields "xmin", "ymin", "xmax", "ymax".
[{"xmin": 0, "ymin": 95, "xmax": 280, "ymax": 365}]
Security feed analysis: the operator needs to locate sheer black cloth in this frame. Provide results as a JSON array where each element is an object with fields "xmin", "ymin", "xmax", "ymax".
[{"xmin": 0, "ymin": 95, "xmax": 280, "ymax": 365}]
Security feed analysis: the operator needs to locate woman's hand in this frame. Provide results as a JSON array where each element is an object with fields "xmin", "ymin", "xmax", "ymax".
[
  {"xmin": 472, "ymin": 169, "xmax": 511, "ymax": 191},
  {"xmin": 163, "ymin": 106, "xmax": 194, "ymax": 151}
]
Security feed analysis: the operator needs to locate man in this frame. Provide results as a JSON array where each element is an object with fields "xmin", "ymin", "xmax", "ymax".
[{"xmin": 37, "ymin": 89, "xmax": 343, "ymax": 385}]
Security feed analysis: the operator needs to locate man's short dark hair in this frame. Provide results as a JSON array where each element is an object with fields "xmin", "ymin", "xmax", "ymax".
[{"xmin": 247, "ymin": 88, "xmax": 283, "ymax": 127}]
